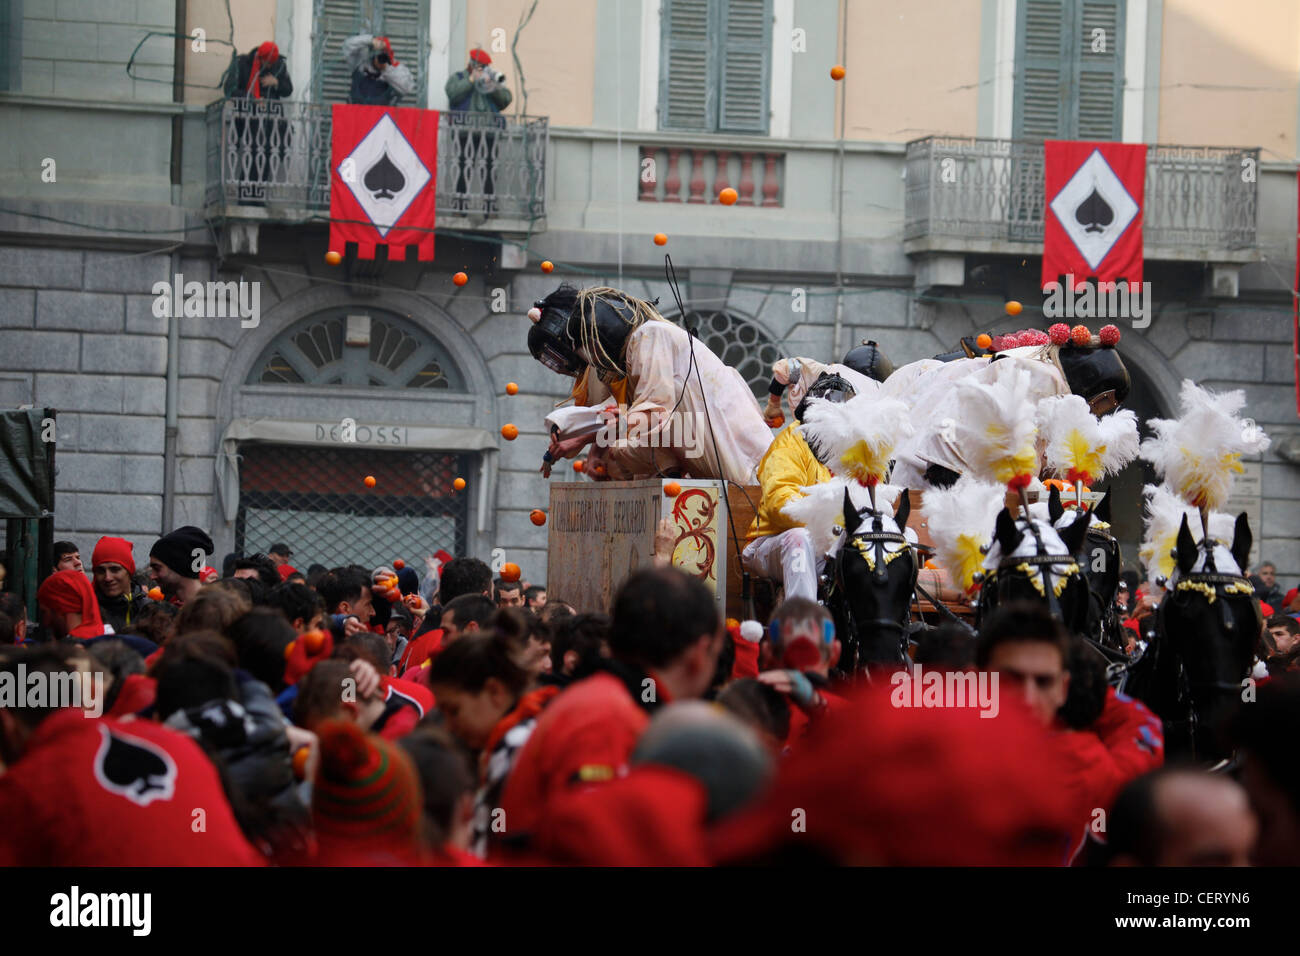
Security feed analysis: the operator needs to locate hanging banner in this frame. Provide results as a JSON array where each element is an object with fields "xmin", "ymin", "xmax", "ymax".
[
  {"xmin": 1042, "ymin": 141, "xmax": 1145, "ymax": 291},
  {"xmin": 329, "ymin": 105, "xmax": 438, "ymax": 261}
]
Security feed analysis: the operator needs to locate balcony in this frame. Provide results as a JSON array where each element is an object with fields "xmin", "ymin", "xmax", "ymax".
[
  {"xmin": 903, "ymin": 136, "xmax": 1259, "ymax": 267},
  {"xmin": 204, "ymin": 99, "xmax": 548, "ymax": 238}
]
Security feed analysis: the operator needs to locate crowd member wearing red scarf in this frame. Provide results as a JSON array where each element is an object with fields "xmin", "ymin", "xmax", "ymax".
[
  {"xmin": 222, "ymin": 41, "xmax": 292, "ymax": 100},
  {"xmin": 428, "ymin": 632, "xmax": 560, "ymax": 859},
  {"xmin": 36, "ymin": 569, "xmax": 107, "ymax": 639},
  {"xmin": 498, "ymin": 569, "xmax": 723, "ymax": 848}
]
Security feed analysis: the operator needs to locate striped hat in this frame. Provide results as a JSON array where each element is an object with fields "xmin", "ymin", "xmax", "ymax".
[{"xmin": 312, "ymin": 720, "xmax": 422, "ymax": 844}]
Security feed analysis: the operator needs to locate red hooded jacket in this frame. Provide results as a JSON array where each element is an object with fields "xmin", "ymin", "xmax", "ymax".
[{"xmin": 0, "ymin": 709, "xmax": 264, "ymax": 865}]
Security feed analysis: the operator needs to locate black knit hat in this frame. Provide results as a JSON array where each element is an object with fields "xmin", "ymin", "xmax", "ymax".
[{"xmin": 150, "ymin": 525, "xmax": 215, "ymax": 579}]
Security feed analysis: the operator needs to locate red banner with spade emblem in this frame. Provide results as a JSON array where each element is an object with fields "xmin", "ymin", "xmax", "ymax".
[
  {"xmin": 329, "ymin": 105, "xmax": 438, "ymax": 261},
  {"xmin": 1042, "ymin": 141, "xmax": 1145, "ymax": 291}
]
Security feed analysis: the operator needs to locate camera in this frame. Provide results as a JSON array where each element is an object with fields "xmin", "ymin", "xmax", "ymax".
[{"xmin": 375, "ymin": 52, "xmax": 391, "ymax": 66}]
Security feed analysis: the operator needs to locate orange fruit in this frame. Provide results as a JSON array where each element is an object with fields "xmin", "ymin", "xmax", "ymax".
[
  {"xmin": 302, "ymin": 629, "xmax": 326, "ymax": 654},
  {"xmin": 718, "ymin": 187, "xmax": 738, "ymax": 205},
  {"xmin": 500, "ymin": 562, "xmax": 521, "ymax": 583},
  {"xmin": 393, "ymin": 558, "xmax": 405, "ymax": 570},
  {"xmin": 283, "ymin": 640, "xmax": 297, "ymax": 660},
  {"xmin": 1005, "ymin": 300, "xmax": 1023, "ymax": 316},
  {"xmin": 364, "ymin": 475, "xmax": 377, "ymax": 488},
  {"xmin": 505, "ymin": 382, "xmax": 519, "ymax": 395},
  {"xmin": 453, "ymin": 271, "xmax": 469, "ymax": 286},
  {"xmin": 653, "ymin": 233, "xmax": 668, "ymax": 246},
  {"xmin": 573, "ymin": 459, "xmax": 585, "ymax": 473},
  {"xmin": 530, "ymin": 509, "xmax": 546, "ymax": 526},
  {"xmin": 325, "ymin": 250, "xmax": 342, "ymax": 266},
  {"xmin": 292, "ymin": 746, "xmax": 311, "ymax": 780},
  {"xmin": 540, "ymin": 260, "xmax": 554, "ymax": 273},
  {"xmin": 976, "ymin": 333, "xmax": 992, "ymax": 350},
  {"xmin": 501, "ymin": 424, "xmax": 519, "ymax": 441},
  {"xmin": 147, "ymin": 586, "xmax": 164, "ymax": 601},
  {"xmin": 830, "ymin": 65, "xmax": 846, "ymax": 80},
  {"xmin": 453, "ymin": 477, "xmax": 466, "ymax": 490},
  {"xmin": 664, "ymin": 481, "xmax": 682, "ymax": 497}
]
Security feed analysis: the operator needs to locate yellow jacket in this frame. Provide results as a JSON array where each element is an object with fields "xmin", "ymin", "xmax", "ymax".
[{"xmin": 746, "ymin": 422, "xmax": 831, "ymax": 540}]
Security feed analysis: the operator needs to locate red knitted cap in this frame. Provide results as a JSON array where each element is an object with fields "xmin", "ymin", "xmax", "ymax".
[{"xmin": 312, "ymin": 720, "xmax": 423, "ymax": 845}]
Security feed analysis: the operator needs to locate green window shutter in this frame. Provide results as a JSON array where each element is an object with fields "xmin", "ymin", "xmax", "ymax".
[
  {"xmin": 1076, "ymin": 0, "xmax": 1124, "ymax": 139},
  {"xmin": 378, "ymin": 0, "xmax": 428, "ymax": 108},
  {"xmin": 718, "ymin": 0, "xmax": 770, "ymax": 133},
  {"xmin": 313, "ymin": 0, "xmax": 368, "ymax": 105},
  {"xmin": 660, "ymin": 0, "xmax": 713, "ymax": 130},
  {"xmin": 1014, "ymin": 0, "xmax": 1125, "ymax": 140},
  {"xmin": 1014, "ymin": 0, "xmax": 1070, "ymax": 139}
]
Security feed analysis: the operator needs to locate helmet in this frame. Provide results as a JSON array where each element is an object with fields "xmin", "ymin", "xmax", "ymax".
[
  {"xmin": 841, "ymin": 340, "xmax": 895, "ymax": 382},
  {"xmin": 1057, "ymin": 345, "xmax": 1130, "ymax": 408},
  {"xmin": 795, "ymin": 371, "xmax": 856, "ymax": 422},
  {"xmin": 528, "ymin": 288, "xmax": 584, "ymax": 377},
  {"xmin": 566, "ymin": 294, "xmax": 638, "ymax": 381}
]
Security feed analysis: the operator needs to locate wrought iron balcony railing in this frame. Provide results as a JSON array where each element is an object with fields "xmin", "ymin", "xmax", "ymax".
[
  {"xmin": 903, "ymin": 136, "xmax": 1258, "ymax": 261},
  {"xmin": 204, "ymin": 99, "xmax": 547, "ymax": 229}
]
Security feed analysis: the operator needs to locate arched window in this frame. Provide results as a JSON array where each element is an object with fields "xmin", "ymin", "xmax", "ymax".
[
  {"xmin": 663, "ymin": 308, "xmax": 782, "ymax": 401},
  {"xmin": 247, "ymin": 309, "xmax": 466, "ymax": 390}
]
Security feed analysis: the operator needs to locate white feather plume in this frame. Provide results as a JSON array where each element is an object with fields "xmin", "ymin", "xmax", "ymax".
[
  {"xmin": 920, "ymin": 476, "xmax": 1004, "ymax": 593},
  {"xmin": 954, "ymin": 366, "xmax": 1040, "ymax": 486},
  {"xmin": 1138, "ymin": 483, "xmax": 1238, "ymax": 588},
  {"xmin": 798, "ymin": 393, "xmax": 912, "ymax": 486},
  {"xmin": 1139, "ymin": 380, "xmax": 1270, "ymax": 511},
  {"xmin": 1037, "ymin": 395, "xmax": 1140, "ymax": 484},
  {"xmin": 781, "ymin": 477, "xmax": 902, "ymax": 559}
]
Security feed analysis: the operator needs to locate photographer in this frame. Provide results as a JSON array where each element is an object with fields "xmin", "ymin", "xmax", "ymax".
[
  {"xmin": 343, "ymin": 34, "xmax": 416, "ymax": 107},
  {"xmin": 444, "ymin": 48, "xmax": 513, "ymax": 216}
]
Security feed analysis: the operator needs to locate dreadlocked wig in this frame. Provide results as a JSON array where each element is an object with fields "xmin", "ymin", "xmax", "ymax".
[{"xmin": 569, "ymin": 287, "xmax": 666, "ymax": 379}]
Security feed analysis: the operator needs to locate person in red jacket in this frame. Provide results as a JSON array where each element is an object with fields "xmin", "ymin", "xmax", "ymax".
[
  {"xmin": 0, "ymin": 645, "xmax": 264, "ymax": 865},
  {"xmin": 975, "ymin": 603, "xmax": 1163, "ymax": 861},
  {"xmin": 757, "ymin": 597, "xmax": 851, "ymax": 747},
  {"xmin": 497, "ymin": 567, "xmax": 724, "ymax": 847},
  {"xmin": 36, "ymin": 569, "xmax": 109, "ymax": 639}
]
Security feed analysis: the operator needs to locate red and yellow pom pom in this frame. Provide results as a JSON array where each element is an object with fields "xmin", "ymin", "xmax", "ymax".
[{"xmin": 1071, "ymin": 325, "xmax": 1091, "ymax": 346}]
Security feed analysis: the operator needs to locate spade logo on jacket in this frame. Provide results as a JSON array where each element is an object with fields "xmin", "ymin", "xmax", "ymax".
[{"xmin": 93, "ymin": 725, "xmax": 178, "ymax": 807}]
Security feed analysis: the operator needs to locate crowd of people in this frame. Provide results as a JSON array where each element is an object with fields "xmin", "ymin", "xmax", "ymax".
[{"xmin": 1, "ymin": 523, "xmax": 1296, "ymax": 866}]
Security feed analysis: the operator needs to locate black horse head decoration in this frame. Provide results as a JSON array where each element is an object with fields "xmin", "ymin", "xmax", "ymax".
[
  {"xmin": 824, "ymin": 486, "xmax": 918, "ymax": 672},
  {"xmin": 1047, "ymin": 486, "xmax": 1123, "ymax": 648},
  {"xmin": 976, "ymin": 503, "xmax": 1092, "ymax": 637},
  {"xmin": 1145, "ymin": 511, "xmax": 1259, "ymax": 762}
]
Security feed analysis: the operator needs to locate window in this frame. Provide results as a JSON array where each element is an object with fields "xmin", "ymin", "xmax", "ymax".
[
  {"xmin": 1014, "ymin": 0, "xmax": 1125, "ymax": 140},
  {"xmin": 247, "ymin": 309, "xmax": 466, "ymax": 390},
  {"xmin": 659, "ymin": 0, "xmax": 771, "ymax": 134},
  {"xmin": 0, "ymin": 0, "xmax": 18, "ymax": 92},
  {"xmin": 312, "ymin": 0, "xmax": 428, "ymax": 106},
  {"xmin": 666, "ymin": 308, "xmax": 781, "ymax": 402}
]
